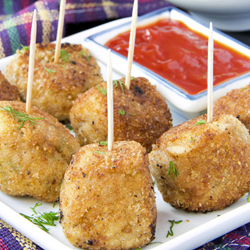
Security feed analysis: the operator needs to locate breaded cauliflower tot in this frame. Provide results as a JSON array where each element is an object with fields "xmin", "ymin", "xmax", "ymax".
[
  {"xmin": 149, "ymin": 114, "xmax": 250, "ymax": 212},
  {"xmin": 0, "ymin": 101, "xmax": 80, "ymax": 202},
  {"xmin": 70, "ymin": 77, "xmax": 172, "ymax": 152},
  {"xmin": 59, "ymin": 141, "xmax": 157, "ymax": 250},
  {"xmin": 214, "ymin": 84, "xmax": 250, "ymax": 132},
  {"xmin": 0, "ymin": 71, "xmax": 19, "ymax": 101},
  {"xmin": 5, "ymin": 43, "xmax": 103, "ymax": 121}
]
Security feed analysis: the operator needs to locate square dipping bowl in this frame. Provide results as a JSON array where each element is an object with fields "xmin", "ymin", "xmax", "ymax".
[{"xmin": 83, "ymin": 7, "xmax": 250, "ymax": 114}]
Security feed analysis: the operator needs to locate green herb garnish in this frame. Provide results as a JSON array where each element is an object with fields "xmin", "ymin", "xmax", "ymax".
[
  {"xmin": 195, "ymin": 120, "xmax": 206, "ymax": 125},
  {"xmin": 99, "ymin": 141, "xmax": 108, "ymax": 146},
  {"xmin": 118, "ymin": 109, "xmax": 125, "ymax": 116},
  {"xmin": 20, "ymin": 203, "xmax": 59, "ymax": 233},
  {"xmin": 0, "ymin": 106, "xmax": 44, "ymax": 129},
  {"xmin": 60, "ymin": 49, "xmax": 70, "ymax": 62},
  {"xmin": 247, "ymin": 191, "xmax": 250, "ymax": 203},
  {"xmin": 95, "ymin": 151, "xmax": 105, "ymax": 154},
  {"xmin": 190, "ymin": 137, "xmax": 196, "ymax": 142},
  {"xmin": 44, "ymin": 68, "xmax": 56, "ymax": 74},
  {"xmin": 167, "ymin": 161, "xmax": 179, "ymax": 180},
  {"xmin": 166, "ymin": 220, "xmax": 182, "ymax": 238},
  {"xmin": 97, "ymin": 85, "xmax": 107, "ymax": 95},
  {"xmin": 66, "ymin": 125, "xmax": 73, "ymax": 130},
  {"xmin": 113, "ymin": 80, "xmax": 126, "ymax": 93},
  {"xmin": 80, "ymin": 50, "xmax": 90, "ymax": 62},
  {"xmin": 19, "ymin": 44, "xmax": 30, "ymax": 52}
]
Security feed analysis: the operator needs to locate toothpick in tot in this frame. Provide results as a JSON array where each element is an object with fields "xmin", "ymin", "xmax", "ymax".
[
  {"xmin": 54, "ymin": 0, "xmax": 66, "ymax": 63},
  {"xmin": 107, "ymin": 49, "xmax": 114, "ymax": 151},
  {"xmin": 125, "ymin": 0, "xmax": 138, "ymax": 90},
  {"xmin": 207, "ymin": 22, "xmax": 214, "ymax": 123},
  {"xmin": 26, "ymin": 9, "xmax": 37, "ymax": 114}
]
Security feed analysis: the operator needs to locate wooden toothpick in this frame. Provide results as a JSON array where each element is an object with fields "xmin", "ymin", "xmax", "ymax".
[
  {"xmin": 26, "ymin": 9, "xmax": 37, "ymax": 114},
  {"xmin": 125, "ymin": 0, "xmax": 138, "ymax": 90},
  {"xmin": 107, "ymin": 49, "xmax": 114, "ymax": 151},
  {"xmin": 54, "ymin": 0, "xmax": 66, "ymax": 63},
  {"xmin": 207, "ymin": 22, "xmax": 214, "ymax": 123}
]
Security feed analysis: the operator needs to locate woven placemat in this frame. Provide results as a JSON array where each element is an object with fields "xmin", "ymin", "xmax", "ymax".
[{"xmin": 0, "ymin": 219, "xmax": 43, "ymax": 250}]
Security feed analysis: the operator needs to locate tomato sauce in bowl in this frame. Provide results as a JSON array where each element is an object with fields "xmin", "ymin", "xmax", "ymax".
[{"xmin": 105, "ymin": 19, "xmax": 250, "ymax": 95}]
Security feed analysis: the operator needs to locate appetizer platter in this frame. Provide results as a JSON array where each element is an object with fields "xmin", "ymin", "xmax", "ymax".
[
  {"xmin": 1, "ymin": 6, "xmax": 250, "ymax": 250},
  {"xmin": 1, "ymin": 47, "xmax": 250, "ymax": 250}
]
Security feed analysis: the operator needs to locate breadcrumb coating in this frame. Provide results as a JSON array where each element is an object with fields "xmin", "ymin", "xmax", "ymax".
[
  {"xmin": 70, "ymin": 77, "xmax": 172, "ymax": 152},
  {"xmin": 0, "ymin": 71, "xmax": 19, "ymax": 101},
  {"xmin": 59, "ymin": 141, "xmax": 157, "ymax": 250},
  {"xmin": 0, "ymin": 101, "xmax": 80, "ymax": 202},
  {"xmin": 214, "ymin": 84, "xmax": 250, "ymax": 132},
  {"xmin": 149, "ymin": 114, "xmax": 250, "ymax": 212},
  {"xmin": 5, "ymin": 43, "xmax": 103, "ymax": 121}
]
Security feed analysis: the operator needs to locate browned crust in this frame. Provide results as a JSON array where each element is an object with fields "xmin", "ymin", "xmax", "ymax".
[
  {"xmin": 149, "ymin": 114, "xmax": 250, "ymax": 212},
  {"xmin": 0, "ymin": 101, "xmax": 80, "ymax": 202},
  {"xmin": 70, "ymin": 77, "xmax": 172, "ymax": 152},
  {"xmin": 5, "ymin": 43, "xmax": 103, "ymax": 120},
  {"xmin": 0, "ymin": 71, "xmax": 19, "ymax": 101},
  {"xmin": 59, "ymin": 141, "xmax": 157, "ymax": 250},
  {"xmin": 213, "ymin": 84, "xmax": 250, "ymax": 132}
]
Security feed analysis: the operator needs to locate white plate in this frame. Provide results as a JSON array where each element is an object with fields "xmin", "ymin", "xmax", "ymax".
[
  {"xmin": 0, "ymin": 22, "xmax": 250, "ymax": 250},
  {"xmin": 83, "ymin": 7, "xmax": 250, "ymax": 114}
]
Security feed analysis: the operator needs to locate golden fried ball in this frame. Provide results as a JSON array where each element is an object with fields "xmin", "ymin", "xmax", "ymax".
[
  {"xmin": 5, "ymin": 43, "xmax": 103, "ymax": 121},
  {"xmin": 59, "ymin": 141, "xmax": 157, "ymax": 250},
  {"xmin": 70, "ymin": 77, "xmax": 172, "ymax": 152},
  {"xmin": 214, "ymin": 84, "xmax": 250, "ymax": 132},
  {"xmin": 0, "ymin": 101, "xmax": 80, "ymax": 202},
  {"xmin": 149, "ymin": 114, "xmax": 250, "ymax": 212},
  {"xmin": 0, "ymin": 71, "xmax": 19, "ymax": 101}
]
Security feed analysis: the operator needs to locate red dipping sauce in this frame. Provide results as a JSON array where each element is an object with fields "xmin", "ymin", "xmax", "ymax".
[{"xmin": 105, "ymin": 19, "xmax": 250, "ymax": 95}]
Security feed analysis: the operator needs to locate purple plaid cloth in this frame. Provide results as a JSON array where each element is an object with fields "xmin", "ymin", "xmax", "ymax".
[
  {"xmin": 0, "ymin": 0, "xmax": 173, "ymax": 59},
  {"xmin": 0, "ymin": 0, "xmax": 59, "ymax": 58},
  {"xmin": 0, "ymin": 219, "xmax": 43, "ymax": 250}
]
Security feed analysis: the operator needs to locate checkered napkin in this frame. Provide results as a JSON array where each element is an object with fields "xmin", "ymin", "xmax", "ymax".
[{"xmin": 0, "ymin": 0, "xmax": 173, "ymax": 59}]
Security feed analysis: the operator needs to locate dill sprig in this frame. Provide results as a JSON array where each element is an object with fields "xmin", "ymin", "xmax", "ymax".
[
  {"xmin": 80, "ymin": 50, "xmax": 90, "ymax": 62},
  {"xmin": 113, "ymin": 80, "xmax": 126, "ymax": 93},
  {"xmin": 195, "ymin": 120, "xmax": 206, "ymax": 125},
  {"xmin": 66, "ymin": 125, "xmax": 73, "ymax": 131},
  {"xmin": 118, "ymin": 109, "xmax": 125, "ymax": 116},
  {"xmin": 95, "ymin": 151, "xmax": 105, "ymax": 154},
  {"xmin": 60, "ymin": 49, "xmax": 70, "ymax": 62},
  {"xmin": 44, "ymin": 68, "xmax": 56, "ymax": 74},
  {"xmin": 97, "ymin": 85, "xmax": 107, "ymax": 95},
  {"xmin": 0, "ymin": 106, "xmax": 44, "ymax": 129},
  {"xmin": 20, "ymin": 44, "xmax": 30, "ymax": 52},
  {"xmin": 247, "ymin": 191, "xmax": 250, "ymax": 202},
  {"xmin": 166, "ymin": 219, "xmax": 182, "ymax": 238},
  {"xmin": 190, "ymin": 136, "xmax": 196, "ymax": 142},
  {"xmin": 167, "ymin": 161, "xmax": 179, "ymax": 180},
  {"xmin": 113, "ymin": 77, "xmax": 134, "ymax": 92},
  {"xmin": 20, "ymin": 203, "xmax": 59, "ymax": 233},
  {"xmin": 99, "ymin": 141, "xmax": 108, "ymax": 146}
]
